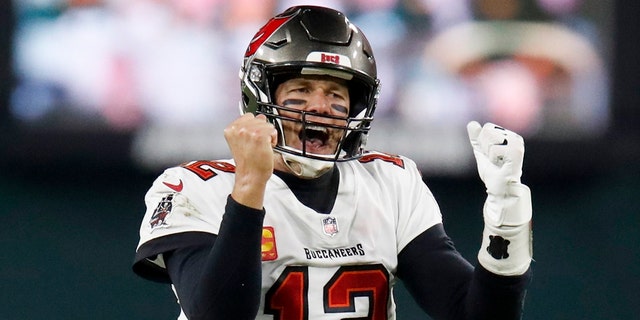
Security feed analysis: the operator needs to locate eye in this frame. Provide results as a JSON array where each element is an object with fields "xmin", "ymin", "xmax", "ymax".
[
  {"xmin": 328, "ymin": 92, "xmax": 342, "ymax": 99},
  {"xmin": 292, "ymin": 87, "xmax": 309, "ymax": 94},
  {"xmin": 329, "ymin": 87, "xmax": 349, "ymax": 101}
]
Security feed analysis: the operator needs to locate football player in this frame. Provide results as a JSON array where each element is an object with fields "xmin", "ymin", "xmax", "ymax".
[{"xmin": 133, "ymin": 5, "xmax": 533, "ymax": 319}]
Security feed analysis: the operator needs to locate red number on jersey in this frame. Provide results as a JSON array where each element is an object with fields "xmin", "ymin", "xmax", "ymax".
[
  {"xmin": 182, "ymin": 160, "xmax": 236, "ymax": 181},
  {"xmin": 265, "ymin": 264, "xmax": 389, "ymax": 319},
  {"xmin": 324, "ymin": 265, "xmax": 389, "ymax": 318},
  {"xmin": 264, "ymin": 266, "xmax": 308, "ymax": 320}
]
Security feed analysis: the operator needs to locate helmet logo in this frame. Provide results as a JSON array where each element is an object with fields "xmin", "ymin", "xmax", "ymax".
[
  {"xmin": 245, "ymin": 14, "xmax": 295, "ymax": 57},
  {"xmin": 321, "ymin": 53, "xmax": 340, "ymax": 64},
  {"xmin": 306, "ymin": 52, "xmax": 352, "ymax": 67}
]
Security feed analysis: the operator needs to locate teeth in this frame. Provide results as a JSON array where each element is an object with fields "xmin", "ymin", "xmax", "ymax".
[
  {"xmin": 306, "ymin": 125, "xmax": 328, "ymax": 133},
  {"xmin": 300, "ymin": 124, "xmax": 329, "ymax": 144}
]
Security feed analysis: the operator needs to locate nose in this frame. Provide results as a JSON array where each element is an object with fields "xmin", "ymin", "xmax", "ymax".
[{"xmin": 305, "ymin": 89, "xmax": 332, "ymax": 115}]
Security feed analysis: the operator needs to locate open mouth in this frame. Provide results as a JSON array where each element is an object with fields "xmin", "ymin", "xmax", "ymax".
[{"xmin": 300, "ymin": 124, "xmax": 330, "ymax": 150}]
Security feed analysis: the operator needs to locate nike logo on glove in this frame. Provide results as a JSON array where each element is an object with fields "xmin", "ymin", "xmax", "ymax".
[{"xmin": 163, "ymin": 179, "xmax": 183, "ymax": 192}]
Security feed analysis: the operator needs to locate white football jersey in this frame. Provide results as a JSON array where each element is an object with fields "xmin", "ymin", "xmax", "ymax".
[{"xmin": 136, "ymin": 151, "xmax": 442, "ymax": 319}]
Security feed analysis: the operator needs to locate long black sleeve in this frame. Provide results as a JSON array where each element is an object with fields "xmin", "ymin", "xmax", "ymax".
[
  {"xmin": 397, "ymin": 223, "xmax": 531, "ymax": 320},
  {"xmin": 164, "ymin": 196, "xmax": 265, "ymax": 320}
]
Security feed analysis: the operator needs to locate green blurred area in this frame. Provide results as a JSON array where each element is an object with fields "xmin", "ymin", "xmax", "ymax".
[{"xmin": 1, "ymin": 166, "xmax": 638, "ymax": 319}]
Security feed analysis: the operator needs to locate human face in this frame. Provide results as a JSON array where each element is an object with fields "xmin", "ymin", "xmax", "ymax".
[{"xmin": 274, "ymin": 76, "xmax": 350, "ymax": 156}]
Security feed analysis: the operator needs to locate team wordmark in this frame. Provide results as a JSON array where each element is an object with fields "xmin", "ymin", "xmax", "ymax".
[{"xmin": 304, "ymin": 243, "xmax": 365, "ymax": 260}]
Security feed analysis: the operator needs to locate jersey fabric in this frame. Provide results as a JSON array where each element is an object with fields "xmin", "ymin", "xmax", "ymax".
[{"xmin": 134, "ymin": 151, "xmax": 442, "ymax": 319}]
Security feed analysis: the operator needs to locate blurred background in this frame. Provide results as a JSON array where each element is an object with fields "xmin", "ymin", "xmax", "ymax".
[{"xmin": 1, "ymin": 0, "xmax": 638, "ymax": 319}]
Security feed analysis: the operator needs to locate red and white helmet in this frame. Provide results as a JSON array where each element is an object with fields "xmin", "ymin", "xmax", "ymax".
[{"xmin": 240, "ymin": 5, "xmax": 380, "ymax": 175}]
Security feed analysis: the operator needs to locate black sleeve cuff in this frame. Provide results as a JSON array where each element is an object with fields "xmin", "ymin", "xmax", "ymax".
[
  {"xmin": 132, "ymin": 232, "xmax": 216, "ymax": 283},
  {"xmin": 226, "ymin": 194, "xmax": 266, "ymax": 222},
  {"xmin": 473, "ymin": 262, "xmax": 533, "ymax": 293}
]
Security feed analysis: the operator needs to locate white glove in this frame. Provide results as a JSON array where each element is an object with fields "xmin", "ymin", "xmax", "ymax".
[
  {"xmin": 467, "ymin": 121, "xmax": 532, "ymax": 276},
  {"xmin": 466, "ymin": 121, "xmax": 523, "ymax": 197}
]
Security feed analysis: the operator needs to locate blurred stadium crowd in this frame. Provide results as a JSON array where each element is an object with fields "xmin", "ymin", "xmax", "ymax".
[{"xmin": 11, "ymin": 0, "xmax": 610, "ymax": 172}]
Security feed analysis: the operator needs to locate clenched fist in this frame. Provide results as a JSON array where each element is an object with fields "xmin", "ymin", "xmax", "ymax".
[
  {"xmin": 467, "ymin": 121, "xmax": 524, "ymax": 197},
  {"xmin": 224, "ymin": 113, "xmax": 278, "ymax": 209}
]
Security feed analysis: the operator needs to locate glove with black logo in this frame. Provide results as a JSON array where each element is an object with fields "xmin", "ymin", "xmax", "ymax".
[{"xmin": 467, "ymin": 121, "xmax": 533, "ymax": 276}]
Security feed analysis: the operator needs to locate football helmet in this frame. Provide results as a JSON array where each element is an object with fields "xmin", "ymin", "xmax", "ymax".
[{"xmin": 240, "ymin": 5, "xmax": 380, "ymax": 177}]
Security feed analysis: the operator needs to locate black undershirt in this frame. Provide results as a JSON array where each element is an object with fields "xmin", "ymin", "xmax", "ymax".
[{"xmin": 274, "ymin": 166, "xmax": 340, "ymax": 214}]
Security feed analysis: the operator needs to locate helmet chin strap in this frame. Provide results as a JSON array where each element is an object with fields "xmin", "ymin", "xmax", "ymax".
[{"xmin": 279, "ymin": 152, "xmax": 334, "ymax": 179}]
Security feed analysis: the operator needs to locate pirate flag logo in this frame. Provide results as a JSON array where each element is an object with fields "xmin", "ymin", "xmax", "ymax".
[
  {"xmin": 487, "ymin": 235, "xmax": 510, "ymax": 259},
  {"xmin": 150, "ymin": 194, "xmax": 174, "ymax": 229}
]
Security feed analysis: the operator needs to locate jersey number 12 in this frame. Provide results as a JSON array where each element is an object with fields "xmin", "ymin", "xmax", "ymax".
[{"xmin": 264, "ymin": 264, "xmax": 389, "ymax": 319}]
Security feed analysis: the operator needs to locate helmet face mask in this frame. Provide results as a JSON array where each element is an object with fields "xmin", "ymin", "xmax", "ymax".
[
  {"xmin": 240, "ymin": 5, "xmax": 380, "ymax": 171},
  {"xmin": 257, "ymin": 96, "xmax": 372, "ymax": 162}
]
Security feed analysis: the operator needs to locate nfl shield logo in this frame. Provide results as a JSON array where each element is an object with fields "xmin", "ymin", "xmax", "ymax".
[{"xmin": 322, "ymin": 216, "xmax": 339, "ymax": 237}]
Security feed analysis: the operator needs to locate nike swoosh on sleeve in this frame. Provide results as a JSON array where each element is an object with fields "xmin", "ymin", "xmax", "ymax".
[{"xmin": 163, "ymin": 180, "xmax": 183, "ymax": 192}]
